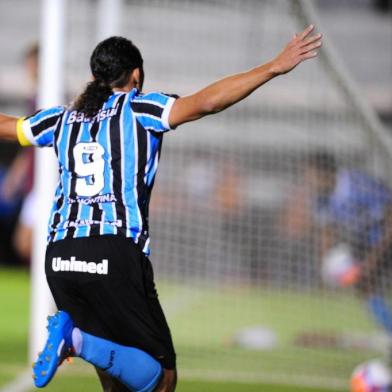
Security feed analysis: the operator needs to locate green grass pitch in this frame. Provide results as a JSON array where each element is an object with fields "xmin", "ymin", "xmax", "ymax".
[{"xmin": 0, "ymin": 266, "xmax": 377, "ymax": 391}]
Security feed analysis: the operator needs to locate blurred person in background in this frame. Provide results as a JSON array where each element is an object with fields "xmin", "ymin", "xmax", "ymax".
[
  {"xmin": 282, "ymin": 150, "xmax": 392, "ymax": 344},
  {"xmin": 0, "ymin": 25, "xmax": 321, "ymax": 392},
  {"xmin": 12, "ymin": 43, "xmax": 39, "ymax": 262},
  {"xmin": 13, "ymin": 189, "xmax": 35, "ymax": 261},
  {"xmin": 0, "ymin": 43, "xmax": 38, "ymax": 265},
  {"xmin": 0, "ymin": 167, "xmax": 22, "ymax": 264}
]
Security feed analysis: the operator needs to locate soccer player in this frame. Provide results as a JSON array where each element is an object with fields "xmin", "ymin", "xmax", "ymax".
[
  {"xmin": 0, "ymin": 26, "xmax": 322, "ymax": 392},
  {"xmin": 286, "ymin": 151, "xmax": 392, "ymax": 342}
]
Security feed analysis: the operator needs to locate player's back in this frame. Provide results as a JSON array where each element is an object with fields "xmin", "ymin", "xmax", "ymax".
[{"xmin": 18, "ymin": 88, "xmax": 176, "ymax": 253}]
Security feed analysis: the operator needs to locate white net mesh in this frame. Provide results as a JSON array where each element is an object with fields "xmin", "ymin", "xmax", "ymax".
[
  {"xmin": 9, "ymin": 0, "xmax": 391, "ymax": 387},
  {"xmin": 112, "ymin": 0, "xmax": 391, "ymax": 387}
]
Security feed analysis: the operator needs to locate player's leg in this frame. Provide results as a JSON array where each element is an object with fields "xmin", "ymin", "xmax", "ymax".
[
  {"xmin": 33, "ymin": 310, "xmax": 164, "ymax": 391},
  {"xmin": 70, "ymin": 295, "xmax": 177, "ymax": 392},
  {"xmin": 356, "ymin": 252, "xmax": 392, "ymax": 335},
  {"xmin": 136, "ymin": 254, "xmax": 177, "ymax": 392},
  {"xmin": 42, "ymin": 236, "xmax": 177, "ymax": 391},
  {"xmin": 95, "ymin": 367, "xmax": 177, "ymax": 392},
  {"xmin": 367, "ymin": 294, "xmax": 392, "ymax": 334},
  {"xmin": 154, "ymin": 369, "xmax": 177, "ymax": 392},
  {"xmin": 73, "ymin": 327, "xmax": 164, "ymax": 391},
  {"xmin": 75, "ymin": 239, "xmax": 177, "ymax": 390}
]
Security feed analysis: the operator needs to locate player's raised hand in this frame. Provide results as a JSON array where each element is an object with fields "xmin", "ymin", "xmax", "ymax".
[
  {"xmin": 169, "ymin": 25, "xmax": 322, "ymax": 127},
  {"xmin": 271, "ymin": 25, "xmax": 322, "ymax": 75}
]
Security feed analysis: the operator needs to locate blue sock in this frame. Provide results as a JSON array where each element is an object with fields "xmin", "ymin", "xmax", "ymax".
[
  {"xmin": 367, "ymin": 295, "xmax": 392, "ymax": 335},
  {"xmin": 75, "ymin": 330, "xmax": 162, "ymax": 392}
]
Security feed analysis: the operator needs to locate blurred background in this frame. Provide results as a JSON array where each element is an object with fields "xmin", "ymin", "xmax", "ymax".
[{"xmin": 0, "ymin": 0, "xmax": 391, "ymax": 391}]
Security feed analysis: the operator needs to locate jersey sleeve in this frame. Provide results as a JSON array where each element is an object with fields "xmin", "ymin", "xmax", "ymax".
[
  {"xmin": 131, "ymin": 91, "xmax": 178, "ymax": 133},
  {"xmin": 17, "ymin": 106, "xmax": 65, "ymax": 147}
]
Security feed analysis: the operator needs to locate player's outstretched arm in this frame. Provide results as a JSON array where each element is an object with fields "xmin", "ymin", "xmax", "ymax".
[
  {"xmin": 0, "ymin": 114, "xmax": 18, "ymax": 141},
  {"xmin": 169, "ymin": 24, "xmax": 322, "ymax": 128}
]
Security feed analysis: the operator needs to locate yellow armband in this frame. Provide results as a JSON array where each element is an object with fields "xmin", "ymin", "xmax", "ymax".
[{"xmin": 16, "ymin": 117, "xmax": 32, "ymax": 146}]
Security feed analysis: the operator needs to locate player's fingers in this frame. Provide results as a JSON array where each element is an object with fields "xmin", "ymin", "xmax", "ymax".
[
  {"xmin": 298, "ymin": 24, "xmax": 315, "ymax": 40},
  {"xmin": 300, "ymin": 33, "xmax": 322, "ymax": 47},
  {"xmin": 301, "ymin": 51, "xmax": 318, "ymax": 60},
  {"xmin": 299, "ymin": 40, "xmax": 322, "ymax": 54}
]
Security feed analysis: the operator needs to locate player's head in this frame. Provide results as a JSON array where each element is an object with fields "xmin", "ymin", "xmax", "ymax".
[
  {"xmin": 305, "ymin": 150, "xmax": 337, "ymax": 196},
  {"xmin": 73, "ymin": 36, "xmax": 144, "ymax": 117},
  {"xmin": 90, "ymin": 36, "xmax": 144, "ymax": 90}
]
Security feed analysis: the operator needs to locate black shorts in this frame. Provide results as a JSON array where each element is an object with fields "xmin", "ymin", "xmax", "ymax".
[{"xmin": 45, "ymin": 235, "xmax": 176, "ymax": 369}]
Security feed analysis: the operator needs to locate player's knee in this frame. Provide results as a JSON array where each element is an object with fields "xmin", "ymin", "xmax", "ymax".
[{"xmin": 154, "ymin": 369, "xmax": 177, "ymax": 392}]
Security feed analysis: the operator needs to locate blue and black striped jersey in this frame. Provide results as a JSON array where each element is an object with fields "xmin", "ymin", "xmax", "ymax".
[{"xmin": 17, "ymin": 88, "xmax": 177, "ymax": 254}]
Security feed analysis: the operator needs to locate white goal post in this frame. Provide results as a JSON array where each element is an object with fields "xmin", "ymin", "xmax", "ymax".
[{"xmin": 29, "ymin": 0, "xmax": 65, "ymax": 363}]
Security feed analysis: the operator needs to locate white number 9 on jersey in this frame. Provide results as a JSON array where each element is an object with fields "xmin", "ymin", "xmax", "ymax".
[{"xmin": 73, "ymin": 142, "xmax": 105, "ymax": 197}]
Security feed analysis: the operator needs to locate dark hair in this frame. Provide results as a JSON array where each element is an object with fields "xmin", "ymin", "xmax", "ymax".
[
  {"xmin": 307, "ymin": 150, "xmax": 337, "ymax": 174},
  {"xmin": 73, "ymin": 36, "xmax": 143, "ymax": 117}
]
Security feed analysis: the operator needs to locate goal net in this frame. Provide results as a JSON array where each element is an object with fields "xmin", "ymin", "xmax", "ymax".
[{"xmin": 56, "ymin": 0, "xmax": 392, "ymax": 388}]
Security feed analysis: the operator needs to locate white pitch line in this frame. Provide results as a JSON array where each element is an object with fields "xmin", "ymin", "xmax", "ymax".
[{"xmin": 0, "ymin": 369, "xmax": 32, "ymax": 392}]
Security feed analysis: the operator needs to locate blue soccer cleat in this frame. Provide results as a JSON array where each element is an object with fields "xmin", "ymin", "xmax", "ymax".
[{"xmin": 32, "ymin": 311, "xmax": 74, "ymax": 388}]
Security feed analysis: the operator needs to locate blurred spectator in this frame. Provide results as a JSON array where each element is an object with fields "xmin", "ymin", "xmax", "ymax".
[
  {"xmin": 0, "ymin": 168, "xmax": 23, "ymax": 265},
  {"xmin": 281, "ymin": 150, "xmax": 392, "ymax": 340},
  {"xmin": 13, "ymin": 191, "xmax": 36, "ymax": 261},
  {"xmin": 0, "ymin": 43, "xmax": 38, "ymax": 264}
]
